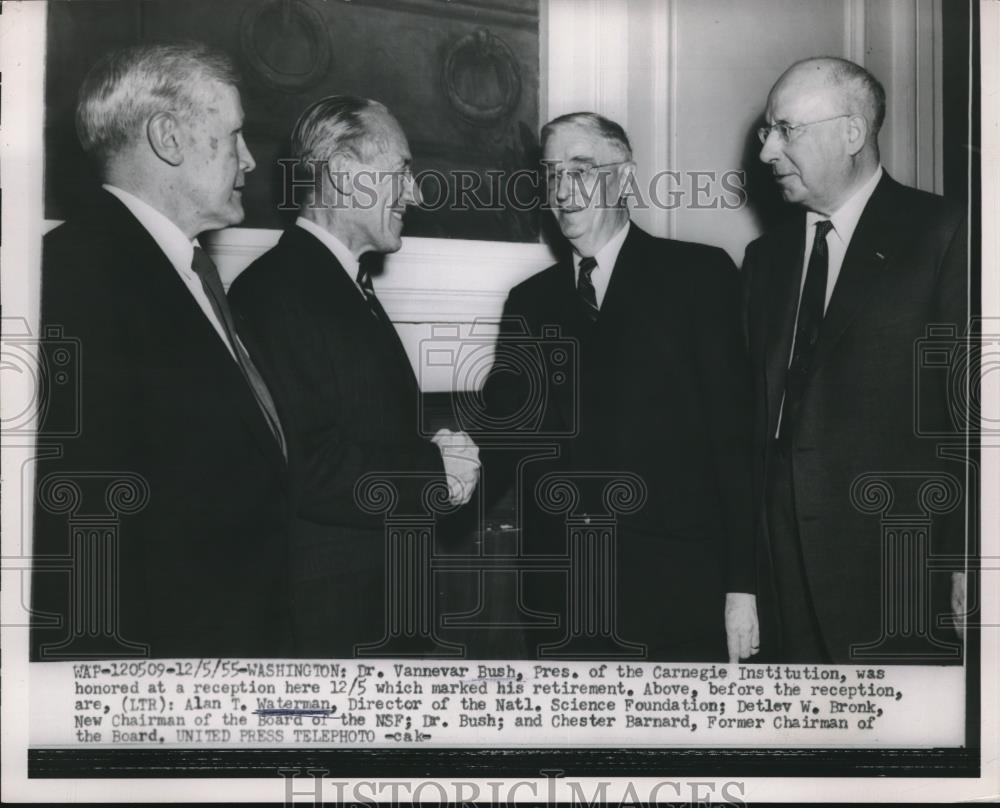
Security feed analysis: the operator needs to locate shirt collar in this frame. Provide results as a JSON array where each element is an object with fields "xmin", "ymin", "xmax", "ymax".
[
  {"xmin": 806, "ymin": 165, "xmax": 883, "ymax": 242},
  {"xmin": 103, "ymin": 184, "xmax": 196, "ymax": 274},
  {"xmin": 296, "ymin": 216, "xmax": 360, "ymax": 279},
  {"xmin": 574, "ymin": 220, "xmax": 631, "ymax": 274}
]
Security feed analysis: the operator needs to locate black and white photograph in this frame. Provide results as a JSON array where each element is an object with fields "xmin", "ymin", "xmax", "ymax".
[{"xmin": 0, "ymin": 0, "xmax": 995, "ymax": 803}]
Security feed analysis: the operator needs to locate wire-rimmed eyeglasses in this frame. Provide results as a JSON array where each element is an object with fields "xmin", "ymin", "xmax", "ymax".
[
  {"xmin": 757, "ymin": 114, "xmax": 853, "ymax": 145},
  {"xmin": 543, "ymin": 160, "xmax": 630, "ymax": 185}
]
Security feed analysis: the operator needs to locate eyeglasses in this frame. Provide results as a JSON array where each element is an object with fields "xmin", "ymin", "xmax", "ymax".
[
  {"xmin": 544, "ymin": 160, "xmax": 630, "ymax": 185},
  {"xmin": 757, "ymin": 114, "xmax": 852, "ymax": 145}
]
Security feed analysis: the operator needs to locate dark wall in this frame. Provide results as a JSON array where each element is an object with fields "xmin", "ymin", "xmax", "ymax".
[
  {"xmin": 941, "ymin": 0, "xmax": 980, "ymax": 320},
  {"xmin": 45, "ymin": 0, "xmax": 541, "ymax": 242},
  {"xmin": 942, "ymin": 0, "xmax": 979, "ymax": 209}
]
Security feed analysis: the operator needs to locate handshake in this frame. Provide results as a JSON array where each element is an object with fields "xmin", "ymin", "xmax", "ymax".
[{"xmin": 431, "ymin": 428, "xmax": 481, "ymax": 506}]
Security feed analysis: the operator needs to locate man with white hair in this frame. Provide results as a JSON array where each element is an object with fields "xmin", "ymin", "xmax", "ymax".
[
  {"xmin": 32, "ymin": 43, "xmax": 291, "ymax": 660},
  {"xmin": 743, "ymin": 57, "xmax": 968, "ymax": 663}
]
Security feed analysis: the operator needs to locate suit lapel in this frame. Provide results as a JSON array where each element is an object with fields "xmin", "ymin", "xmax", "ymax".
[
  {"xmin": 100, "ymin": 192, "xmax": 287, "ymax": 470},
  {"xmin": 553, "ymin": 256, "xmax": 585, "ymax": 335},
  {"xmin": 763, "ymin": 216, "xmax": 806, "ymax": 437},
  {"xmin": 288, "ymin": 227, "xmax": 421, "ymax": 391},
  {"xmin": 811, "ymin": 174, "xmax": 901, "ymax": 371},
  {"xmin": 598, "ymin": 224, "xmax": 645, "ymax": 329},
  {"xmin": 365, "ymin": 286, "xmax": 420, "ymax": 390},
  {"xmin": 544, "ymin": 258, "xmax": 585, "ymax": 427}
]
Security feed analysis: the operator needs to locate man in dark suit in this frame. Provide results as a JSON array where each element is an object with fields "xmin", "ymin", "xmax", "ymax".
[
  {"xmin": 743, "ymin": 57, "xmax": 968, "ymax": 663},
  {"xmin": 483, "ymin": 112, "xmax": 754, "ymax": 662},
  {"xmin": 230, "ymin": 96, "xmax": 479, "ymax": 657},
  {"xmin": 32, "ymin": 43, "xmax": 291, "ymax": 659}
]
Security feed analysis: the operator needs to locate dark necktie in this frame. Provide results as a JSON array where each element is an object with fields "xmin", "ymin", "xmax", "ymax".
[
  {"xmin": 577, "ymin": 256, "xmax": 600, "ymax": 323},
  {"xmin": 191, "ymin": 247, "xmax": 287, "ymax": 458},
  {"xmin": 356, "ymin": 266, "xmax": 391, "ymax": 325},
  {"xmin": 778, "ymin": 219, "xmax": 834, "ymax": 442}
]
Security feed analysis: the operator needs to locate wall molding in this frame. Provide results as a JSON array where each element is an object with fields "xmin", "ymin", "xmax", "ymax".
[
  {"xmin": 353, "ymin": 0, "xmax": 539, "ymax": 31},
  {"xmin": 863, "ymin": 0, "xmax": 942, "ymax": 192},
  {"xmin": 845, "ymin": 0, "xmax": 867, "ymax": 65},
  {"xmin": 544, "ymin": 0, "xmax": 629, "ymax": 123},
  {"xmin": 918, "ymin": 0, "xmax": 945, "ymax": 194},
  {"xmin": 204, "ymin": 227, "xmax": 556, "ymax": 324},
  {"xmin": 207, "ymin": 228, "xmax": 557, "ymax": 392},
  {"xmin": 625, "ymin": 0, "xmax": 673, "ymax": 240}
]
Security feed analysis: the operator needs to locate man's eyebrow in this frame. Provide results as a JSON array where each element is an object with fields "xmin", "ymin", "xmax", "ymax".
[{"xmin": 543, "ymin": 155, "xmax": 596, "ymax": 167}]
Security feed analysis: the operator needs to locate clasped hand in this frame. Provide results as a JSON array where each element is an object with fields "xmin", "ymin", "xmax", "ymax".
[
  {"xmin": 432, "ymin": 428, "xmax": 481, "ymax": 506},
  {"xmin": 726, "ymin": 592, "xmax": 760, "ymax": 663}
]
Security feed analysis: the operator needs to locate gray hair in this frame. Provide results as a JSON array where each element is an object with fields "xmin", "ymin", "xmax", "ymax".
[
  {"xmin": 540, "ymin": 111, "xmax": 633, "ymax": 160},
  {"xmin": 290, "ymin": 95, "xmax": 387, "ymax": 165},
  {"xmin": 829, "ymin": 58, "xmax": 886, "ymax": 136},
  {"xmin": 76, "ymin": 42, "xmax": 238, "ymax": 165}
]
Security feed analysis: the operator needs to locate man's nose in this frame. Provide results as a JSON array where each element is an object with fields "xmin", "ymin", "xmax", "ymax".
[
  {"xmin": 238, "ymin": 134, "xmax": 256, "ymax": 173},
  {"xmin": 553, "ymin": 169, "xmax": 574, "ymax": 203},
  {"xmin": 402, "ymin": 172, "xmax": 420, "ymax": 207},
  {"xmin": 759, "ymin": 129, "xmax": 781, "ymax": 164}
]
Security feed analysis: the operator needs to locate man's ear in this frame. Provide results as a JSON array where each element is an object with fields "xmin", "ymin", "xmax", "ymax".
[
  {"xmin": 147, "ymin": 112, "xmax": 184, "ymax": 166},
  {"xmin": 326, "ymin": 153, "xmax": 354, "ymax": 197},
  {"xmin": 845, "ymin": 114, "xmax": 869, "ymax": 157}
]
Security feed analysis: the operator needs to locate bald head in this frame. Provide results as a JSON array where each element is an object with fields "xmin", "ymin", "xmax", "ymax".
[
  {"xmin": 771, "ymin": 57, "xmax": 885, "ymax": 145},
  {"xmin": 760, "ymin": 57, "xmax": 883, "ymax": 214}
]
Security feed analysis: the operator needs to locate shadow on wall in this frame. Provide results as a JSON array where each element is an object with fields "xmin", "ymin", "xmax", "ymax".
[{"xmin": 740, "ymin": 114, "xmax": 790, "ymax": 236}]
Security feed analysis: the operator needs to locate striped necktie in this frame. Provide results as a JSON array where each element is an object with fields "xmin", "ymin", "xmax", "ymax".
[{"xmin": 577, "ymin": 255, "xmax": 600, "ymax": 323}]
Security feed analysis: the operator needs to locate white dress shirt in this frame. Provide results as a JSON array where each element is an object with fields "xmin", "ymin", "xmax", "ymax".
[
  {"xmin": 295, "ymin": 216, "xmax": 367, "ymax": 299},
  {"xmin": 573, "ymin": 220, "xmax": 631, "ymax": 309},
  {"xmin": 800, "ymin": 165, "xmax": 883, "ymax": 311},
  {"xmin": 103, "ymin": 184, "xmax": 237, "ymax": 361}
]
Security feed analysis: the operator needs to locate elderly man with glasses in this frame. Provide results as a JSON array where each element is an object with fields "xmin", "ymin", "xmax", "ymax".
[
  {"xmin": 483, "ymin": 112, "xmax": 755, "ymax": 662},
  {"xmin": 742, "ymin": 57, "xmax": 969, "ymax": 664}
]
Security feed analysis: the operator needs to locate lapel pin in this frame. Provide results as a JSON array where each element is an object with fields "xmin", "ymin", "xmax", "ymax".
[{"xmin": 875, "ymin": 251, "xmax": 886, "ymax": 260}]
